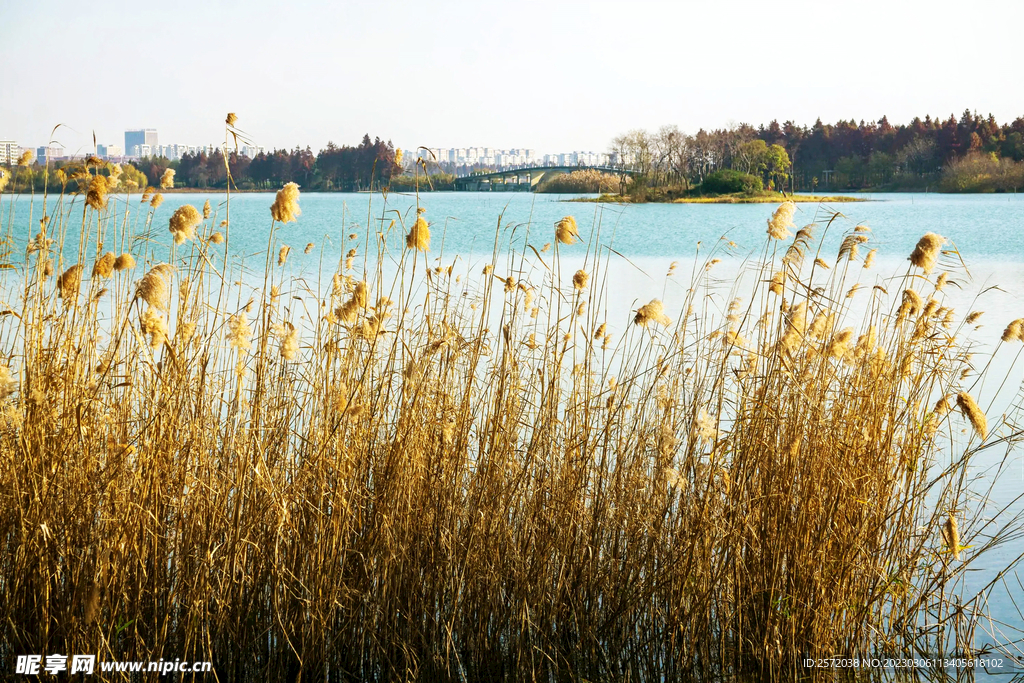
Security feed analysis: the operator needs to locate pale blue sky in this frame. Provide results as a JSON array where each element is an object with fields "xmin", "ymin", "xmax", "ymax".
[{"xmin": 1, "ymin": 0, "xmax": 1021, "ymax": 155}]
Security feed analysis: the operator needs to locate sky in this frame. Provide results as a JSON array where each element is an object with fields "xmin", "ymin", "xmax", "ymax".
[{"xmin": 2, "ymin": 0, "xmax": 1022, "ymax": 156}]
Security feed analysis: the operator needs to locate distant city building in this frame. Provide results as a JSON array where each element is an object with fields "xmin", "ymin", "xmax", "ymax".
[
  {"xmin": 415, "ymin": 147, "xmax": 614, "ymax": 172},
  {"xmin": 129, "ymin": 144, "xmax": 152, "ymax": 157},
  {"xmin": 418, "ymin": 146, "xmax": 550, "ymax": 169},
  {"xmin": 97, "ymin": 143, "xmax": 123, "ymax": 158},
  {"xmin": 239, "ymin": 145, "xmax": 266, "ymax": 159},
  {"xmin": 125, "ymin": 129, "xmax": 158, "ymax": 158},
  {"xmin": 156, "ymin": 143, "xmax": 191, "ymax": 160},
  {"xmin": 36, "ymin": 145, "xmax": 66, "ymax": 163},
  {"xmin": 0, "ymin": 140, "xmax": 18, "ymax": 165}
]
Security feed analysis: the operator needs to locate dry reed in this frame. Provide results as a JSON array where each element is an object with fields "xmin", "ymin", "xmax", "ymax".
[{"xmin": 0, "ymin": 172, "xmax": 1020, "ymax": 683}]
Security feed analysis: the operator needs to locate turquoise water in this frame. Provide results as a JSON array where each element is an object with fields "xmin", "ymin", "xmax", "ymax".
[{"xmin": 4, "ymin": 190, "xmax": 1022, "ymax": 265}]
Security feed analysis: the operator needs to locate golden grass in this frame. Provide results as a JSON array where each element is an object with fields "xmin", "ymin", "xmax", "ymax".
[{"xmin": 0, "ymin": 148, "xmax": 1020, "ymax": 681}]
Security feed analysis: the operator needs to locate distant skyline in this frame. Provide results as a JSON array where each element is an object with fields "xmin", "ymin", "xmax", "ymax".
[{"xmin": 2, "ymin": 0, "xmax": 1022, "ymax": 157}]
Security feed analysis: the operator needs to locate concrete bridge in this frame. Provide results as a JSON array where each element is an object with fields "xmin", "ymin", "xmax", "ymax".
[{"xmin": 453, "ymin": 165, "xmax": 636, "ymax": 192}]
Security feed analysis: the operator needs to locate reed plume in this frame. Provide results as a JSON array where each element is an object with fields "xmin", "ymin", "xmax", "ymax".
[
  {"xmin": 909, "ymin": 232, "xmax": 944, "ymax": 273},
  {"xmin": 114, "ymin": 253, "xmax": 136, "ymax": 271},
  {"xmin": 555, "ymin": 216, "xmax": 579, "ymax": 245},
  {"xmin": 168, "ymin": 204, "xmax": 201, "ymax": 245},
  {"xmin": 270, "ymin": 182, "xmax": 301, "ymax": 223},
  {"xmin": 56, "ymin": 265, "xmax": 83, "ymax": 300},
  {"xmin": 956, "ymin": 392, "xmax": 987, "ymax": 440},
  {"xmin": 137, "ymin": 264, "xmax": 173, "ymax": 310},
  {"xmin": 573, "ymin": 269, "xmax": 589, "ymax": 290},
  {"xmin": 92, "ymin": 252, "xmax": 116, "ymax": 278},
  {"xmin": 406, "ymin": 211, "xmax": 430, "ymax": 252},
  {"xmin": 1001, "ymin": 319, "xmax": 1024, "ymax": 342},
  {"xmin": 160, "ymin": 168, "xmax": 175, "ymax": 189},
  {"xmin": 942, "ymin": 513, "xmax": 962, "ymax": 561},
  {"xmin": 767, "ymin": 201, "xmax": 796, "ymax": 239},
  {"xmin": 85, "ymin": 174, "xmax": 111, "ymax": 211},
  {"xmin": 634, "ymin": 299, "xmax": 671, "ymax": 327}
]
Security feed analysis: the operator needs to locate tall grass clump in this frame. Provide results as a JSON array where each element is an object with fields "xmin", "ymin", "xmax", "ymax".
[
  {"xmin": 0, "ymin": 129, "xmax": 1022, "ymax": 682},
  {"xmin": 536, "ymin": 168, "xmax": 622, "ymax": 194}
]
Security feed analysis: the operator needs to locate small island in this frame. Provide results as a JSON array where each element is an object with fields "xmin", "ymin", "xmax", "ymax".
[
  {"xmin": 555, "ymin": 167, "xmax": 865, "ymax": 203},
  {"xmin": 572, "ymin": 191, "xmax": 865, "ymax": 204}
]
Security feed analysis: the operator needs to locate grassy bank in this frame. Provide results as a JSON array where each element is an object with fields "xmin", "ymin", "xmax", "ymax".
[
  {"xmin": 574, "ymin": 191, "xmax": 866, "ymax": 203},
  {"xmin": 0, "ymin": 149, "xmax": 1020, "ymax": 681}
]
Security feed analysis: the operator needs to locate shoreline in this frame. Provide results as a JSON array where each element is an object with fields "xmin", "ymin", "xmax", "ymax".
[{"xmin": 569, "ymin": 193, "xmax": 868, "ymax": 204}]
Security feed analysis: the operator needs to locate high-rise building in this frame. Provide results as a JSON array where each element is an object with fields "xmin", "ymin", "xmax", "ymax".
[
  {"xmin": 36, "ymin": 145, "xmax": 65, "ymax": 163},
  {"xmin": 0, "ymin": 140, "xmax": 18, "ymax": 165},
  {"xmin": 125, "ymin": 129, "xmax": 158, "ymax": 157},
  {"xmin": 97, "ymin": 144, "xmax": 123, "ymax": 158}
]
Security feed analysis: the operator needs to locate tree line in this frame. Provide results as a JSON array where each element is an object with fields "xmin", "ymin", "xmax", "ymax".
[
  {"xmin": 0, "ymin": 135, "xmax": 402, "ymax": 194},
  {"xmin": 5, "ymin": 114, "xmax": 1023, "ymax": 195},
  {"xmin": 612, "ymin": 111, "xmax": 1024, "ymax": 193},
  {"xmin": 140, "ymin": 134, "xmax": 402, "ymax": 191}
]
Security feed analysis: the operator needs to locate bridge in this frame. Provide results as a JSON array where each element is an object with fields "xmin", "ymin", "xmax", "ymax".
[{"xmin": 453, "ymin": 165, "xmax": 637, "ymax": 192}]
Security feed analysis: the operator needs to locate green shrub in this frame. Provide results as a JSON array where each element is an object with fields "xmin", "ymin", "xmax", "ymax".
[{"xmin": 701, "ymin": 169, "xmax": 763, "ymax": 195}]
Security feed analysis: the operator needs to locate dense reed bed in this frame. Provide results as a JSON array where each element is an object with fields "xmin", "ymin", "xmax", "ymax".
[{"xmin": 1, "ymin": 146, "xmax": 1022, "ymax": 681}]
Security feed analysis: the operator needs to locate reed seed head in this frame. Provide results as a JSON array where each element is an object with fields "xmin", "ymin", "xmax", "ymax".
[
  {"xmin": 92, "ymin": 252, "xmax": 116, "ymax": 278},
  {"xmin": 112, "ymin": 253, "xmax": 135, "ymax": 273},
  {"xmin": 1001, "ymin": 319, "xmax": 1024, "ymax": 342},
  {"xmin": 57, "ymin": 265, "xmax": 83, "ymax": 301},
  {"xmin": 573, "ymin": 270, "xmax": 589, "ymax": 290},
  {"xmin": 767, "ymin": 201, "xmax": 796, "ymax": 240},
  {"xmin": 279, "ymin": 322, "xmax": 299, "ymax": 360},
  {"xmin": 227, "ymin": 311, "xmax": 253, "ymax": 351},
  {"xmin": 909, "ymin": 233, "xmax": 944, "ymax": 274},
  {"xmin": 634, "ymin": 299, "xmax": 671, "ymax": 327},
  {"xmin": 406, "ymin": 215, "xmax": 430, "ymax": 252},
  {"xmin": 137, "ymin": 264, "xmax": 174, "ymax": 311},
  {"xmin": 863, "ymin": 249, "xmax": 877, "ymax": 269},
  {"xmin": 168, "ymin": 204, "xmax": 201, "ymax": 245},
  {"xmin": 159, "ymin": 168, "xmax": 175, "ymax": 189},
  {"xmin": 897, "ymin": 288, "xmax": 923, "ymax": 321},
  {"xmin": 942, "ymin": 513, "xmax": 961, "ymax": 560},
  {"xmin": 270, "ymin": 182, "xmax": 301, "ymax": 223},
  {"xmin": 695, "ymin": 408, "xmax": 718, "ymax": 442},
  {"xmin": 0, "ymin": 364, "xmax": 15, "ymax": 399},
  {"xmin": 86, "ymin": 174, "xmax": 111, "ymax": 211},
  {"xmin": 828, "ymin": 328, "xmax": 854, "ymax": 359},
  {"xmin": 150, "ymin": 193, "xmax": 164, "ymax": 208},
  {"xmin": 956, "ymin": 392, "xmax": 987, "ymax": 440},
  {"xmin": 203, "ymin": 200, "xmax": 211, "ymax": 219},
  {"xmin": 278, "ymin": 245, "xmax": 291, "ymax": 266},
  {"xmin": 555, "ymin": 216, "xmax": 579, "ymax": 245},
  {"xmin": 140, "ymin": 307, "xmax": 169, "ymax": 349}
]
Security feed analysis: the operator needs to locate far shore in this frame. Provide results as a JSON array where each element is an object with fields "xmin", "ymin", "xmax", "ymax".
[{"xmin": 569, "ymin": 192, "xmax": 868, "ymax": 204}]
